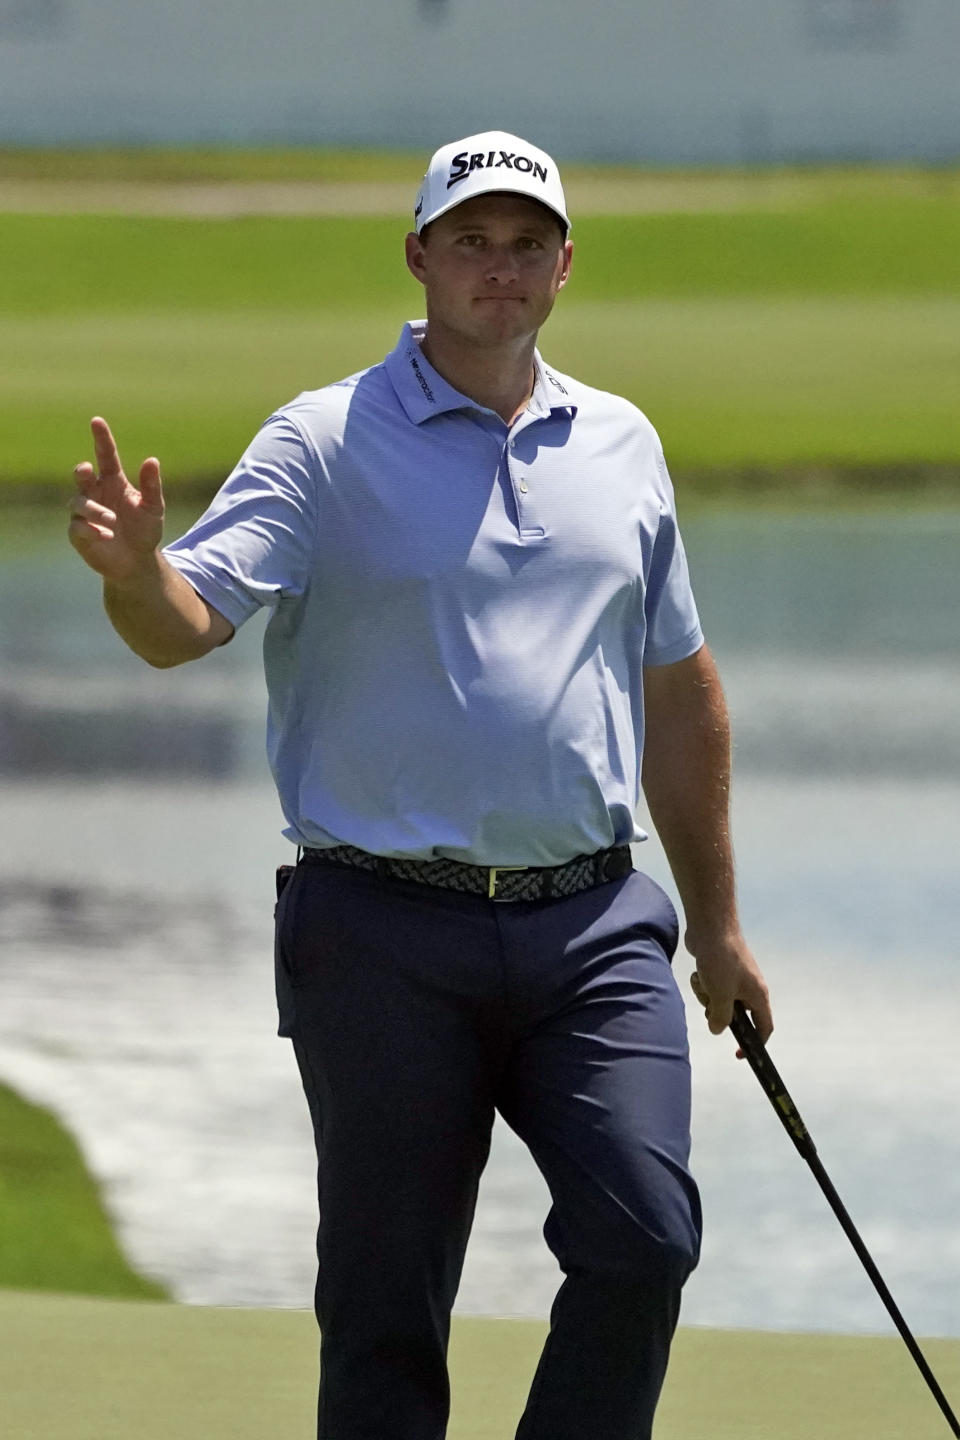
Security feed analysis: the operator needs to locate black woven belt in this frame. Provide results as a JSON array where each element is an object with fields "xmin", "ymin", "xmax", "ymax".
[{"xmin": 301, "ymin": 842, "xmax": 633, "ymax": 902}]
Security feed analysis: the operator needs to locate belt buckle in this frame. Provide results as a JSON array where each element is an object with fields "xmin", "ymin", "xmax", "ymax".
[{"xmin": 487, "ymin": 865, "xmax": 528, "ymax": 900}]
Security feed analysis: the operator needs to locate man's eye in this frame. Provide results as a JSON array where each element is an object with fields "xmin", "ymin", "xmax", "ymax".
[
  {"xmin": 517, "ymin": 237, "xmax": 543, "ymax": 250},
  {"xmin": 458, "ymin": 234, "xmax": 485, "ymax": 246}
]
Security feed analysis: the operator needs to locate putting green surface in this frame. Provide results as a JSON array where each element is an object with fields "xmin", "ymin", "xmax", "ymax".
[{"xmin": 2, "ymin": 1290, "xmax": 958, "ymax": 1440}]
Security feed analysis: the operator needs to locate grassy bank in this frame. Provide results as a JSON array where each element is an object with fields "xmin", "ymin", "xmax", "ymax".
[
  {"xmin": 2, "ymin": 1289, "xmax": 959, "ymax": 1439},
  {"xmin": 2, "ymin": 158, "xmax": 958, "ymax": 496},
  {"xmin": 0, "ymin": 1083, "xmax": 167, "ymax": 1300}
]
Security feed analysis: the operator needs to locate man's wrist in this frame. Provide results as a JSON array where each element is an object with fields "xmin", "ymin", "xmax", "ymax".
[
  {"xmin": 103, "ymin": 548, "xmax": 166, "ymax": 596},
  {"xmin": 684, "ymin": 917, "xmax": 743, "ymax": 959}
]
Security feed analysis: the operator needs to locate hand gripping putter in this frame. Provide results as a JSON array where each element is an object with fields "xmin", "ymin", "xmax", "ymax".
[{"xmin": 730, "ymin": 1002, "xmax": 960, "ymax": 1437}]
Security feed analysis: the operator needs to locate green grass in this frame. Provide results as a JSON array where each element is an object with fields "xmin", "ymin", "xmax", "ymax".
[
  {"xmin": 0, "ymin": 215, "xmax": 417, "ymax": 317},
  {"xmin": 572, "ymin": 201, "xmax": 960, "ymax": 297},
  {"xmin": 0, "ymin": 1083, "xmax": 168, "ymax": 1300},
  {"xmin": 4, "ymin": 199, "xmax": 959, "ymax": 316},
  {"xmin": 0, "ymin": 146, "xmax": 425, "ymax": 182},
  {"xmin": 3, "ymin": 147, "xmax": 958, "ymax": 197},
  {"xmin": 10, "ymin": 297, "xmax": 959, "ymax": 488},
  {"xmin": 2, "ymin": 167, "xmax": 959, "ymax": 490},
  {"xmin": 1, "ymin": 1290, "xmax": 959, "ymax": 1439}
]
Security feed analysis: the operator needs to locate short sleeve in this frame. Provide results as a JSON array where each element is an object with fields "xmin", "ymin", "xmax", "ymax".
[
  {"xmin": 163, "ymin": 414, "xmax": 318, "ymax": 630},
  {"xmin": 643, "ymin": 444, "xmax": 704, "ymax": 666}
]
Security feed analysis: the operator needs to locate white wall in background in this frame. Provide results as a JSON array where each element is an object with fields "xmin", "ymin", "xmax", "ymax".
[{"xmin": 0, "ymin": 0, "xmax": 957, "ymax": 163}]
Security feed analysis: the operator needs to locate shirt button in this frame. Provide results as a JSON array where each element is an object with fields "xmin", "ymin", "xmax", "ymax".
[{"xmin": 519, "ymin": 480, "xmax": 529, "ymax": 493}]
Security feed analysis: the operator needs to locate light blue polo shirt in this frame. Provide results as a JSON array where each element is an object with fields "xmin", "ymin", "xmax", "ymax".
[{"xmin": 164, "ymin": 320, "xmax": 704, "ymax": 865}]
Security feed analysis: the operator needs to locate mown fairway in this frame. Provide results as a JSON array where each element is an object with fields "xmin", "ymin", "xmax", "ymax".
[
  {"xmin": 2, "ymin": 160, "xmax": 959, "ymax": 490},
  {"xmin": 2, "ymin": 1290, "xmax": 959, "ymax": 1440}
]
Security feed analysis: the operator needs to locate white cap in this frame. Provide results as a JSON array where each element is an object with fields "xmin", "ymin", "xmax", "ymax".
[{"xmin": 414, "ymin": 131, "xmax": 570, "ymax": 235}]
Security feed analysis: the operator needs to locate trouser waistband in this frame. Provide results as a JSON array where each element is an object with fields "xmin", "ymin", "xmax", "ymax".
[{"xmin": 300, "ymin": 842, "xmax": 634, "ymax": 902}]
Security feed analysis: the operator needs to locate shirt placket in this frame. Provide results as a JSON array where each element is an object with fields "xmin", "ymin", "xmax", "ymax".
[{"xmin": 504, "ymin": 414, "xmax": 547, "ymax": 541}]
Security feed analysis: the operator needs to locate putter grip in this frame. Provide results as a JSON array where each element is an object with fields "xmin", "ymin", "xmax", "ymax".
[{"xmin": 731, "ymin": 1002, "xmax": 817, "ymax": 1161}]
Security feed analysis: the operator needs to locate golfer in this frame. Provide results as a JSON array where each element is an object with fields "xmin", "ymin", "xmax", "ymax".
[{"xmin": 69, "ymin": 130, "xmax": 773, "ymax": 1440}]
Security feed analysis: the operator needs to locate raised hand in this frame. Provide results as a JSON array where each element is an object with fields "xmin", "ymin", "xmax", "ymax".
[{"xmin": 68, "ymin": 417, "xmax": 166, "ymax": 584}]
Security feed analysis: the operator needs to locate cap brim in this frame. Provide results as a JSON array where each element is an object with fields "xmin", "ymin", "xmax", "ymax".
[{"xmin": 417, "ymin": 179, "xmax": 569, "ymax": 234}]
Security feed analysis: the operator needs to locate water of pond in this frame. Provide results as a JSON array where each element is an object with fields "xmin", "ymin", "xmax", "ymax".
[{"xmin": 1, "ymin": 505, "xmax": 958, "ymax": 1335}]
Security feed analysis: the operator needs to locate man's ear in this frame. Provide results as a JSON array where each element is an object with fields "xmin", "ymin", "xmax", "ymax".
[
  {"xmin": 557, "ymin": 239, "xmax": 574, "ymax": 291},
  {"xmin": 405, "ymin": 231, "xmax": 427, "ymax": 286}
]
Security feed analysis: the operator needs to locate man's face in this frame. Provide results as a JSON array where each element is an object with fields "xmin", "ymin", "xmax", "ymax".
[{"xmin": 405, "ymin": 193, "xmax": 573, "ymax": 350}]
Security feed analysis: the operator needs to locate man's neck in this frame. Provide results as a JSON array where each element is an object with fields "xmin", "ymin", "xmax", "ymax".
[{"xmin": 419, "ymin": 325, "xmax": 538, "ymax": 427}]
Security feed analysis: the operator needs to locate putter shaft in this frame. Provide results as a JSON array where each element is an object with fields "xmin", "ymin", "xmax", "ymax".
[{"xmin": 730, "ymin": 1002, "xmax": 960, "ymax": 1438}]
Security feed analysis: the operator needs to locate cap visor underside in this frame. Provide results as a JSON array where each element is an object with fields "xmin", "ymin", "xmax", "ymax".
[{"xmin": 417, "ymin": 177, "xmax": 569, "ymax": 233}]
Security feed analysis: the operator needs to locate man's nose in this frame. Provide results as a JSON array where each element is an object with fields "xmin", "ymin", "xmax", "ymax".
[{"xmin": 484, "ymin": 246, "xmax": 521, "ymax": 282}]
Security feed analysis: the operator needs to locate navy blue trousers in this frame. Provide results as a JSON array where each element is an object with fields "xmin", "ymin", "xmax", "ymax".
[{"xmin": 275, "ymin": 861, "xmax": 702, "ymax": 1440}]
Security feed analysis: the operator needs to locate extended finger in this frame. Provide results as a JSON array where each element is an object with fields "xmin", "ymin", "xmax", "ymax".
[
  {"xmin": 90, "ymin": 416, "xmax": 123, "ymax": 480},
  {"xmin": 138, "ymin": 456, "xmax": 165, "ymax": 513}
]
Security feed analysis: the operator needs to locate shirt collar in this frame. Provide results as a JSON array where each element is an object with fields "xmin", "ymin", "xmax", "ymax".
[
  {"xmin": 385, "ymin": 320, "xmax": 578, "ymax": 426},
  {"xmin": 530, "ymin": 351, "xmax": 578, "ymax": 421},
  {"xmin": 385, "ymin": 321, "xmax": 469, "ymax": 424}
]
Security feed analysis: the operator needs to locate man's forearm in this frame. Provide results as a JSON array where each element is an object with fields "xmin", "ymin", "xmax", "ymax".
[
  {"xmin": 642, "ymin": 645, "xmax": 773, "ymax": 1040},
  {"xmin": 104, "ymin": 552, "xmax": 232, "ymax": 668},
  {"xmin": 641, "ymin": 646, "xmax": 739, "ymax": 949}
]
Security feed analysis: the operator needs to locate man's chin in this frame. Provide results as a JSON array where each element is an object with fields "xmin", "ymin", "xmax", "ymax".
[{"xmin": 468, "ymin": 305, "xmax": 541, "ymax": 346}]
